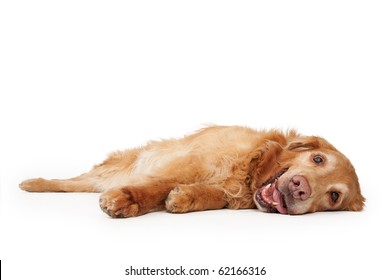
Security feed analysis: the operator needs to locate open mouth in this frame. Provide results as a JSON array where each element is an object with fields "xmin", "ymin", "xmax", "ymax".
[{"xmin": 253, "ymin": 169, "xmax": 289, "ymax": 214}]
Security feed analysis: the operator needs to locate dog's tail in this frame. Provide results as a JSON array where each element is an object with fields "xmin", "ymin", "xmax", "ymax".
[
  {"xmin": 20, "ymin": 148, "xmax": 142, "ymax": 193},
  {"xmin": 19, "ymin": 176, "xmax": 100, "ymax": 192}
]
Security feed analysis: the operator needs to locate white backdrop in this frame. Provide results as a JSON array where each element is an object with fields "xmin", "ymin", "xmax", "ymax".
[{"xmin": 1, "ymin": 1, "xmax": 389, "ymax": 279}]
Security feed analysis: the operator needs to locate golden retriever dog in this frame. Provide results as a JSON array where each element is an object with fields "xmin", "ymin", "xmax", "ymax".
[{"xmin": 20, "ymin": 126, "xmax": 365, "ymax": 217}]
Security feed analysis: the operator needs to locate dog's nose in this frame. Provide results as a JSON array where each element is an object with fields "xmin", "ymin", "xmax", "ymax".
[{"xmin": 289, "ymin": 175, "xmax": 311, "ymax": 200}]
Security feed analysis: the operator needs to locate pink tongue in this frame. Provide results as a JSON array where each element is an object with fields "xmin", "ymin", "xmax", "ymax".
[{"xmin": 272, "ymin": 187, "xmax": 288, "ymax": 214}]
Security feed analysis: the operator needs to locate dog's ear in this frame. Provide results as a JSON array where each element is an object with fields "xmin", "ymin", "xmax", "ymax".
[
  {"xmin": 287, "ymin": 136, "xmax": 337, "ymax": 151},
  {"xmin": 287, "ymin": 138, "xmax": 318, "ymax": 151},
  {"xmin": 344, "ymin": 193, "xmax": 365, "ymax": 211},
  {"xmin": 247, "ymin": 140, "xmax": 285, "ymax": 189}
]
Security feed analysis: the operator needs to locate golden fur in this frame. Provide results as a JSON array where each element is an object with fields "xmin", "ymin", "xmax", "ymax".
[{"xmin": 20, "ymin": 126, "xmax": 365, "ymax": 217}]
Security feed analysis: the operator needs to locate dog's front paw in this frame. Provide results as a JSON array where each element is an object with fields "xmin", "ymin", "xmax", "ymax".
[
  {"xmin": 99, "ymin": 188, "xmax": 142, "ymax": 218},
  {"xmin": 165, "ymin": 186, "xmax": 194, "ymax": 213}
]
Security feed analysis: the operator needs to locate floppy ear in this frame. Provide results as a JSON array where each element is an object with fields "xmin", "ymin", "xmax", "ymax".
[
  {"xmin": 345, "ymin": 193, "xmax": 365, "ymax": 211},
  {"xmin": 287, "ymin": 136, "xmax": 320, "ymax": 151},
  {"xmin": 248, "ymin": 140, "xmax": 285, "ymax": 190},
  {"xmin": 287, "ymin": 136, "xmax": 337, "ymax": 151}
]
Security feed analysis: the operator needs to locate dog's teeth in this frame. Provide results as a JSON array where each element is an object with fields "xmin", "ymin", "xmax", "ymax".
[{"xmin": 272, "ymin": 202, "xmax": 278, "ymax": 206}]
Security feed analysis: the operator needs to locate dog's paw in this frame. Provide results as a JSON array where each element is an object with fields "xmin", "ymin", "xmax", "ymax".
[
  {"xmin": 99, "ymin": 188, "xmax": 142, "ymax": 218},
  {"xmin": 165, "ymin": 186, "xmax": 194, "ymax": 213}
]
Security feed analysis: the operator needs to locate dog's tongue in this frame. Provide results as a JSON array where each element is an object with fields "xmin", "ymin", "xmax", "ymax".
[
  {"xmin": 260, "ymin": 181, "xmax": 289, "ymax": 214},
  {"xmin": 272, "ymin": 184, "xmax": 288, "ymax": 214}
]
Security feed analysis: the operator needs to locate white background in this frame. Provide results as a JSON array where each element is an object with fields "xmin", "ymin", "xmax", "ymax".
[{"xmin": 1, "ymin": 1, "xmax": 389, "ymax": 279}]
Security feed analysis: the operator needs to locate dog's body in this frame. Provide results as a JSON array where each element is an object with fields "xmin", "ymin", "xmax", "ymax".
[{"xmin": 20, "ymin": 126, "xmax": 365, "ymax": 217}]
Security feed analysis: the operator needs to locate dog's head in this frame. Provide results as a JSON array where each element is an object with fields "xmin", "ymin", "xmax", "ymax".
[{"xmin": 252, "ymin": 136, "xmax": 365, "ymax": 215}]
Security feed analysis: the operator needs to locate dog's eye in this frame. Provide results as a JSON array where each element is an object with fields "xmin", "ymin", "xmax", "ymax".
[
  {"xmin": 313, "ymin": 155, "xmax": 324, "ymax": 164},
  {"xmin": 330, "ymin": 192, "xmax": 339, "ymax": 203}
]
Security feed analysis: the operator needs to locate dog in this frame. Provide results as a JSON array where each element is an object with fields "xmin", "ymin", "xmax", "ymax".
[{"xmin": 20, "ymin": 125, "xmax": 365, "ymax": 217}]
